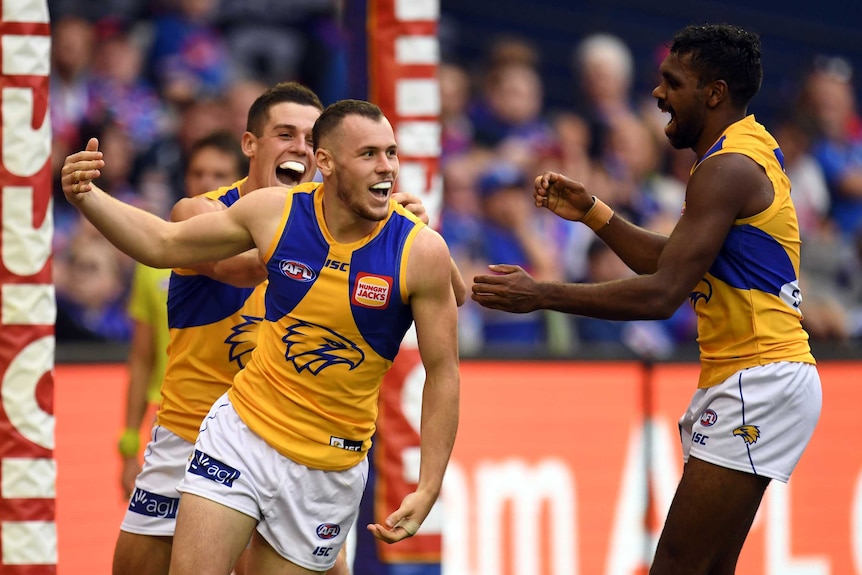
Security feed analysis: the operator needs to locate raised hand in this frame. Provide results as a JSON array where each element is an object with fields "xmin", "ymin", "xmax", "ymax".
[
  {"xmin": 533, "ymin": 171, "xmax": 594, "ymax": 222},
  {"xmin": 61, "ymin": 137, "xmax": 104, "ymax": 203}
]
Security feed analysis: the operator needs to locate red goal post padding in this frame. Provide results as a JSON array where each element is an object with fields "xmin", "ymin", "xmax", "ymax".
[{"xmin": 0, "ymin": 0, "xmax": 55, "ymax": 573}]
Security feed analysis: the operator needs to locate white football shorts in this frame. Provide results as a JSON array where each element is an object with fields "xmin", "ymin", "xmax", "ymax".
[
  {"xmin": 120, "ymin": 425, "xmax": 192, "ymax": 536},
  {"xmin": 177, "ymin": 393, "xmax": 368, "ymax": 571},
  {"xmin": 679, "ymin": 361, "xmax": 821, "ymax": 482}
]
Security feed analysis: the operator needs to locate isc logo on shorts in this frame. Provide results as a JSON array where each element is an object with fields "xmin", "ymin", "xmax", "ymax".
[
  {"xmin": 188, "ymin": 449, "xmax": 241, "ymax": 487},
  {"xmin": 128, "ymin": 488, "xmax": 179, "ymax": 519}
]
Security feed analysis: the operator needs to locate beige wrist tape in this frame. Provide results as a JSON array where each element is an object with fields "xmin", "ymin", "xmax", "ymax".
[
  {"xmin": 580, "ymin": 196, "xmax": 614, "ymax": 231},
  {"xmin": 396, "ymin": 519, "xmax": 421, "ymax": 536}
]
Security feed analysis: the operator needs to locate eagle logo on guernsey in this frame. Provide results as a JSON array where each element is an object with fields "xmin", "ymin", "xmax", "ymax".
[
  {"xmin": 733, "ymin": 425, "xmax": 761, "ymax": 445},
  {"xmin": 225, "ymin": 315, "xmax": 263, "ymax": 369},
  {"xmin": 283, "ymin": 320, "xmax": 365, "ymax": 375},
  {"xmin": 352, "ymin": 272, "xmax": 392, "ymax": 309},
  {"xmin": 689, "ymin": 278, "xmax": 713, "ymax": 307}
]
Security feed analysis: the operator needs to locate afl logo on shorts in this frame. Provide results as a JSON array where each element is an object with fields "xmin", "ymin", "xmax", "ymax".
[
  {"xmin": 317, "ymin": 523, "xmax": 341, "ymax": 539},
  {"xmin": 279, "ymin": 259, "xmax": 316, "ymax": 282},
  {"xmin": 700, "ymin": 409, "xmax": 718, "ymax": 427}
]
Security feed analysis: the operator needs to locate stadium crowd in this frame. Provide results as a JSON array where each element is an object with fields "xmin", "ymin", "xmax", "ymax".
[{"xmin": 49, "ymin": 1, "xmax": 862, "ymax": 358}]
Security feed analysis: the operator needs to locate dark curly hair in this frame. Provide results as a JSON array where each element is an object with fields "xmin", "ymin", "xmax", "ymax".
[{"xmin": 670, "ymin": 24, "xmax": 763, "ymax": 109}]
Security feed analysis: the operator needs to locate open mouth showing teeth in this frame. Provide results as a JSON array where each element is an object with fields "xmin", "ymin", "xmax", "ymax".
[
  {"xmin": 276, "ymin": 161, "xmax": 305, "ymax": 186},
  {"xmin": 370, "ymin": 181, "xmax": 392, "ymax": 197}
]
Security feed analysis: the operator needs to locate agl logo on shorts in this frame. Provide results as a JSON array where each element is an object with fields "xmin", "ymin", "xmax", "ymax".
[
  {"xmin": 352, "ymin": 273, "xmax": 392, "ymax": 309},
  {"xmin": 188, "ymin": 449, "xmax": 241, "ymax": 487}
]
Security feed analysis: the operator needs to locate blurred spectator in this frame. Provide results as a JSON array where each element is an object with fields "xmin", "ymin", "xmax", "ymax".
[
  {"xmin": 773, "ymin": 114, "xmax": 831, "ymax": 238},
  {"xmin": 439, "ymin": 62, "xmax": 475, "ymax": 159},
  {"xmin": 142, "ymin": 97, "xmax": 232, "ymax": 208},
  {"xmin": 215, "ymin": 0, "xmax": 339, "ymax": 93},
  {"xmin": 468, "ymin": 39, "xmax": 555, "ymax": 160},
  {"xmin": 55, "ymin": 224, "xmax": 134, "ymax": 342},
  {"xmin": 440, "ymin": 152, "xmax": 491, "ymax": 354},
  {"xmin": 147, "ymin": 0, "xmax": 233, "ymax": 108},
  {"xmin": 86, "ymin": 17, "xmax": 166, "ymax": 155},
  {"xmin": 571, "ymin": 33, "xmax": 637, "ymax": 160},
  {"xmin": 225, "ymin": 78, "xmax": 268, "ymax": 139},
  {"xmin": 474, "ymin": 162, "xmax": 562, "ymax": 351},
  {"xmin": 801, "ymin": 56, "xmax": 862, "ymax": 238},
  {"xmin": 50, "ymin": 16, "xmax": 95, "ymax": 163}
]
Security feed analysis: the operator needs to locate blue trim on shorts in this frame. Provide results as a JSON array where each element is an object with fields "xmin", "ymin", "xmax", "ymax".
[{"xmin": 737, "ymin": 372, "xmax": 757, "ymax": 475}]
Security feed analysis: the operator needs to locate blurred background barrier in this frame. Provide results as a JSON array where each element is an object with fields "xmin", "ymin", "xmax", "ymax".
[{"xmin": 55, "ymin": 359, "xmax": 859, "ymax": 575}]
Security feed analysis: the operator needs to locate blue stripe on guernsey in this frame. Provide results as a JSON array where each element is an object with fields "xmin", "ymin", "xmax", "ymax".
[
  {"xmin": 708, "ymin": 224, "xmax": 797, "ymax": 296},
  {"xmin": 773, "ymin": 147, "xmax": 785, "ymax": 170},
  {"xmin": 264, "ymin": 192, "xmax": 328, "ymax": 322},
  {"xmin": 696, "ymin": 135, "xmax": 727, "ymax": 167},
  {"xmin": 217, "ymin": 187, "xmax": 241, "ymax": 207},
  {"xmin": 167, "ymin": 273, "xmax": 254, "ymax": 328},
  {"xmin": 350, "ymin": 224, "xmax": 415, "ymax": 361}
]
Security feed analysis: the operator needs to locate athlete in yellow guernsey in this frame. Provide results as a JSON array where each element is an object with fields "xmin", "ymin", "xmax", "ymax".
[
  {"xmin": 109, "ymin": 83, "xmax": 326, "ymax": 575},
  {"xmin": 62, "ymin": 99, "xmax": 460, "ymax": 575},
  {"xmin": 230, "ymin": 181, "xmax": 420, "ymax": 471},
  {"xmin": 688, "ymin": 114, "xmax": 814, "ymax": 388},
  {"xmin": 472, "ymin": 24, "xmax": 821, "ymax": 574}
]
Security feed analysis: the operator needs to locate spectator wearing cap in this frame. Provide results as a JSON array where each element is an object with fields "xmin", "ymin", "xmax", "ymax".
[{"xmin": 474, "ymin": 161, "xmax": 563, "ymax": 351}]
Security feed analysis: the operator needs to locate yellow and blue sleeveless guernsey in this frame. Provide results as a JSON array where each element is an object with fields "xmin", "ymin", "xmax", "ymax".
[
  {"xmin": 689, "ymin": 115, "xmax": 815, "ymax": 389},
  {"xmin": 127, "ymin": 263, "xmax": 172, "ymax": 404},
  {"xmin": 229, "ymin": 182, "xmax": 424, "ymax": 471},
  {"xmin": 155, "ymin": 180, "xmax": 266, "ymax": 443}
]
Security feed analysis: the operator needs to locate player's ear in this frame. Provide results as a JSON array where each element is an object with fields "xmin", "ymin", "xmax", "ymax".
[
  {"xmin": 316, "ymin": 148, "xmax": 333, "ymax": 177},
  {"xmin": 707, "ymin": 79, "xmax": 728, "ymax": 109},
  {"xmin": 241, "ymin": 131, "xmax": 256, "ymax": 158}
]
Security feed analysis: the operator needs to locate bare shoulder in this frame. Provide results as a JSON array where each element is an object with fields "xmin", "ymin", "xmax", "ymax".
[
  {"xmin": 411, "ymin": 227, "xmax": 452, "ymax": 266},
  {"xmin": 406, "ymin": 227, "xmax": 453, "ymax": 295},
  {"xmin": 170, "ymin": 194, "xmax": 223, "ymax": 222},
  {"xmin": 688, "ymin": 152, "xmax": 772, "ymax": 217}
]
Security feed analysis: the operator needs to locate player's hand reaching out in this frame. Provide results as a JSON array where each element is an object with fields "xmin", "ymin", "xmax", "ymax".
[
  {"xmin": 62, "ymin": 137, "xmax": 104, "ymax": 203},
  {"xmin": 471, "ymin": 264, "xmax": 540, "ymax": 313},
  {"xmin": 534, "ymin": 171, "xmax": 595, "ymax": 222}
]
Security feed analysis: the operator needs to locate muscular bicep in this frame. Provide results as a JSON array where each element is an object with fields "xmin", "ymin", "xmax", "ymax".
[
  {"xmin": 654, "ymin": 153, "xmax": 770, "ymax": 302},
  {"xmin": 170, "ymin": 196, "xmax": 265, "ymax": 286},
  {"xmin": 408, "ymin": 229, "xmax": 459, "ymax": 375},
  {"xmin": 162, "ymin": 201, "xmax": 256, "ymax": 265}
]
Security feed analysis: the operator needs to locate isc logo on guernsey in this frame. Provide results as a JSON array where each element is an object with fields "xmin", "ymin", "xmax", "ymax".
[{"xmin": 188, "ymin": 449, "xmax": 242, "ymax": 487}]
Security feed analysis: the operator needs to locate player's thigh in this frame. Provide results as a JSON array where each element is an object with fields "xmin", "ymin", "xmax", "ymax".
[
  {"xmin": 651, "ymin": 456, "xmax": 769, "ymax": 575},
  {"xmin": 112, "ymin": 531, "xmax": 172, "ymax": 575},
  {"xmin": 245, "ymin": 531, "xmax": 326, "ymax": 575},
  {"xmin": 170, "ymin": 493, "xmax": 258, "ymax": 575}
]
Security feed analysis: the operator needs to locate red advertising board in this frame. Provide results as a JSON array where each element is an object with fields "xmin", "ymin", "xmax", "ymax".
[{"xmin": 54, "ymin": 360, "xmax": 859, "ymax": 574}]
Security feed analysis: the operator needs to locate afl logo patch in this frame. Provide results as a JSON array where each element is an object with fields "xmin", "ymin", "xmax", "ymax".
[
  {"xmin": 700, "ymin": 409, "xmax": 718, "ymax": 427},
  {"xmin": 352, "ymin": 273, "xmax": 392, "ymax": 309},
  {"xmin": 316, "ymin": 523, "xmax": 341, "ymax": 539},
  {"xmin": 279, "ymin": 260, "xmax": 316, "ymax": 282}
]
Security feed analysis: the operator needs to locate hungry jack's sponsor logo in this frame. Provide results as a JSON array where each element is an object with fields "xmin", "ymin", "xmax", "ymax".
[{"xmin": 352, "ymin": 273, "xmax": 392, "ymax": 309}]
